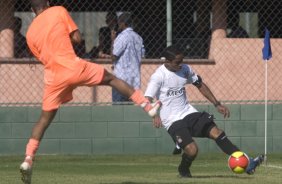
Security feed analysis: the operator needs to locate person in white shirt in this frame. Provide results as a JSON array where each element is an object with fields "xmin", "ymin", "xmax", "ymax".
[
  {"xmin": 144, "ymin": 45, "xmax": 264, "ymax": 177},
  {"xmin": 112, "ymin": 12, "xmax": 144, "ymax": 103}
]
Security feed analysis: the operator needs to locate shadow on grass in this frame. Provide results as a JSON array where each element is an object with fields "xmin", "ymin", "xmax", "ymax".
[
  {"xmin": 192, "ymin": 174, "xmax": 252, "ymax": 179},
  {"xmin": 101, "ymin": 175, "xmax": 252, "ymax": 184}
]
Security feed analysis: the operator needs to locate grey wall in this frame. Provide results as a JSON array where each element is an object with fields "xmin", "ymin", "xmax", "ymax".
[{"xmin": 0, "ymin": 104, "xmax": 281, "ymax": 155}]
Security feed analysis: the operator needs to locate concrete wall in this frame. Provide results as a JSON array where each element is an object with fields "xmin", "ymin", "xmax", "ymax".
[{"xmin": 1, "ymin": 104, "xmax": 282, "ymax": 155}]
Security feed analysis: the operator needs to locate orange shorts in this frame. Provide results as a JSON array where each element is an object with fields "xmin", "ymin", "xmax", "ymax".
[{"xmin": 42, "ymin": 60, "xmax": 105, "ymax": 111}]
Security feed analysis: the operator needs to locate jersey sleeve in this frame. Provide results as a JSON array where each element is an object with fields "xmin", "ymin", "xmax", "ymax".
[
  {"xmin": 113, "ymin": 34, "xmax": 126, "ymax": 57},
  {"xmin": 186, "ymin": 65, "xmax": 199, "ymax": 84},
  {"xmin": 144, "ymin": 72, "xmax": 162, "ymax": 98},
  {"xmin": 60, "ymin": 7, "xmax": 78, "ymax": 34}
]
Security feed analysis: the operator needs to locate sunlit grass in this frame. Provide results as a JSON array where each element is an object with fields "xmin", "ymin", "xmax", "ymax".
[{"xmin": 1, "ymin": 154, "xmax": 282, "ymax": 184}]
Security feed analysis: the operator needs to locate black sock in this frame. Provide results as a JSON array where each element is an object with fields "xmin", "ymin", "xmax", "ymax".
[
  {"xmin": 181, "ymin": 153, "xmax": 195, "ymax": 168},
  {"xmin": 215, "ymin": 132, "xmax": 240, "ymax": 155}
]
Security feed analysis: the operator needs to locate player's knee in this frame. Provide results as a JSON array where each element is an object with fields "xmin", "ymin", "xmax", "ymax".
[
  {"xmin": 183, "ymin": 142, "xmax": 198, "ymax": 158},
  {"xmin": 209, "ymin": 126, "xmax": 223, "ymax": 140}
]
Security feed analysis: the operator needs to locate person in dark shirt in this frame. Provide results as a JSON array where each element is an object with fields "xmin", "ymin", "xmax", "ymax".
[
  {"xmin": 98, "ymin": 12, "xmax": 118, "ymax": 58},
  {"xmin": 228, "ymin": 15, "xmax": 249, "ymax": 38},
  {"xmin": 228, "ymin": 26, "xmax": 249, "ymax": 38},
  {"xmin": 73, "ymin": 33, "xmax": 86, "ymax": 57},
  {"xmin": 87, "ymin": 12, "xmax": 118, "ymax": 58},
  {"xmin": 13, "ymin": 16, "xmax": 31, "ymax": 58}
]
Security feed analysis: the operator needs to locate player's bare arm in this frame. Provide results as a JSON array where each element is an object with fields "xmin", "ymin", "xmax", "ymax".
[{"xmin": 195, "ymin": 81, "xmax": 230, "ymax": 118}]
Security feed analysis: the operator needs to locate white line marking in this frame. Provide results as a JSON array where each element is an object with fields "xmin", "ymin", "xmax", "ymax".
[{"xmin": 263, "ymin": 164, "xmax": 282, "ymax": 169}]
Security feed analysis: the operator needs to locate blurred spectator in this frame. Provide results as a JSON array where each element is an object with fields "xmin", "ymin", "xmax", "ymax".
[
  {"xmin": 99, "ymin": 12, "xmax": 118, "ymax": 58},
  {"xmin": 227, "ymin": 15, "xmax": 249, "ymax": 38},
  {"xmin": 87, "ymin": 12, "xmax": 118, "ymax": 58},
  {"xmin": 73, "ymin": 33, "xmax": 86, "ymax": 57},
  {"xmin": 13, "ymin": 16, "xmax": 31, "ymax": 58},
  {"xmin": 111, "ymin": 12, "xmax": 145, "ymax": 102}
]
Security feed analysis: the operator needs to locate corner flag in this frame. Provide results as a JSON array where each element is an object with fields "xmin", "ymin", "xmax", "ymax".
[
  {"xmin": 262, "ymin": 28, "xmax": 272, "ymax": 165},
  {"xmin": 262, "ymin": 28, "xmax": 272, "ymax": 61}
]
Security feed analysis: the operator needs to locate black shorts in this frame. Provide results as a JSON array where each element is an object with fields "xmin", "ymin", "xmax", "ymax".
[{"xmin": 168, "ymin": 112, "xmax": 216, "ymax": 149}]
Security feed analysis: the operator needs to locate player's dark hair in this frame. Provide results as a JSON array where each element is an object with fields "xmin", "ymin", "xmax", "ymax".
[
  {"xmin": 118, "ymin": 12, "xmax": 132, "ymax": 27},
  {"xmin": 163, "ymin": 45, "xmax": 183, "ymax": 61},
  {"xmin": 30, "ymin": 0, "xmax": 48, "ymax": 11}
]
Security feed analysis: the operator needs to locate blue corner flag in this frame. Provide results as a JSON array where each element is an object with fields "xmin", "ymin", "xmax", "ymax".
[{"xmin": 262, "ymin": 28, "xmax": 272, "ymax": 61}]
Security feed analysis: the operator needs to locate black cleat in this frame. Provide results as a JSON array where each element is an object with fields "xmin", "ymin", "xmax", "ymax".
[
  {"xmin": 172, "ymin": 147, "xmax": 182, "ymax": 155},
  {"xmin": 178, "ymin": 162, "xmax": 192, "ymax": 178},
  {"xmin": 246, "ymin": 154, "xmax": 265, "ymax": 175}
]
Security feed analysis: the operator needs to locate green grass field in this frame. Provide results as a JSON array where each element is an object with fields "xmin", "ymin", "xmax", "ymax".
[{"xmin": 1, "ymin": 154, "xmax": 282, "ymax": 184}]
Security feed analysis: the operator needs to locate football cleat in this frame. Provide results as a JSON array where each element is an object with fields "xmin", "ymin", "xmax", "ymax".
[
  {"xmin": 143, "ymin": 100, "xmax": 162, "ymax": 117},
  {"xmin": 246, "ymin": 154, "xmax": 264, "ymax": 175},
  {"xmin": 20, "ymin": 156, "xmax": 33, "ymax": 184},
  {"xmin": 178, "ymin": 162, "xmax": 192, "ymax": 178},
  {"xmin": 172, "ymin": 147, "xmax": 182, "ymax": 155}
]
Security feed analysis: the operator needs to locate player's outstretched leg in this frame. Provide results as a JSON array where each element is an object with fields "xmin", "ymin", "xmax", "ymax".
[
  {"xmin": 211, "ymin": 128, "xmax": 265, "ymax": 174},
  {"xmin": 246, "ymin": 154, "xmax": 265, "ymax": 175},
  {"xmin": 20, "ymin": 156, "xmax": 33, "ymax": 184},
  {"xmin": 101, "ymin": 71, "xmax": 162, "ymax": 117}
]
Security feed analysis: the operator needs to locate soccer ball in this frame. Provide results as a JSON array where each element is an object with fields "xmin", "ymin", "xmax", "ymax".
[{"xmin": 228, "ymin": 151, "xmax": 250, "ymax": 174}]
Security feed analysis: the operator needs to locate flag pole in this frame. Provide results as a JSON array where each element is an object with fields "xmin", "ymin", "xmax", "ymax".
[
  {"xmin": 262, "ymin": 28, "xmax": 271, "ymax": 165},
  {"xmin": 264, "ymin": 60, "xmax": 267, "ymax": 165}
]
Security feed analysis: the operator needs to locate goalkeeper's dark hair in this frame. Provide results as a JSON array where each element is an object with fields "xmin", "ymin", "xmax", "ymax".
[
  {"xmin": 163, "ymin": 45, "xmax": 183, "ymax": 61},
  {"xmin": 30, "ymin": 0, "xmax": 48, "ymax": 11}
]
